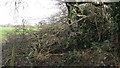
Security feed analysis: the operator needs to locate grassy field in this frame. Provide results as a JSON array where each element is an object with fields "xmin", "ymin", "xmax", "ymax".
[
  {"xmin": 0, "ymin": 27, "xmax": 15, "ymax": 40},
  {"xmin": 0, "ymin": 27, "xmax": 40, "ymax": 40}
]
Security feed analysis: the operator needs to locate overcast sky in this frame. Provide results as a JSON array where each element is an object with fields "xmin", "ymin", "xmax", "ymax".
[
  {"xmin": 0, "ymin": 0, "xmax": 119, "ymax": 25},
  {"xmin": 0, "ymin": 0, "xmax": 60, "ymax": 25}
]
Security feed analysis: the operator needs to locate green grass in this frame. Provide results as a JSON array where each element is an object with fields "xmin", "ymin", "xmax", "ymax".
[
  {"xmin": 0, "ymin": 27, "xmax": 41, "ymax": 40},
  {"xmin": 0, "ymin": 27, "xmax": 15, "ymax": 40}
]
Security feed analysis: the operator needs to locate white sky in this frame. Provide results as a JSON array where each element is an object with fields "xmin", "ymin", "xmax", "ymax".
[{"xmin": 0, "ymin": 0, "xmax": 60, "ymax": 25}]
